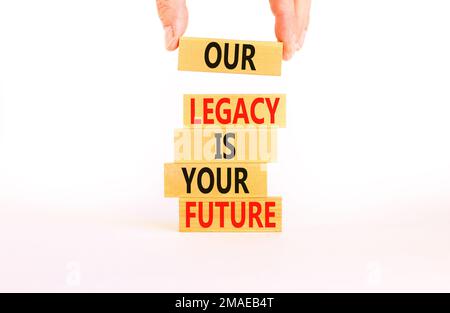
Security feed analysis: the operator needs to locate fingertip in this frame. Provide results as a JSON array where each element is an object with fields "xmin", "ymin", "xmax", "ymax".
[
  {"xmin": 164, "ymin": 26, "xmax": 176, "ymax": 50},
  {"xmin": 294, "ymin": 31, "xmax": 306, "ymax": 52},
  {"xmin": 272, "ymin": 9, "xmax": 296, "ymax": 61},
  {"xmin": 166, "ymin": 40, "xmax": 179, "ymax": 51},
  {"xmin": 158, "ymin": 0, "xmax": 188, "ymax": 51},
  {"xmin": 165, "ymin": 24, "xmax": 185, "ymax": 51},
  {"xmin": 283, "ymin": 54, "xmax": 292, "ymax": 61},
  {"xmin": 283, "ymin": 43, "xmax": 295, "ymax": 61},
  {"xmin": 281, "ymin": 33, "xmax": 296, "ymax": 60}
]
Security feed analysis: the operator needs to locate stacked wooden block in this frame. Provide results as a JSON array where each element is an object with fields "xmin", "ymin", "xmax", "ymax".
[{"xmin": 165, "ymin": 37, "xmax": 286, "ymax": 232}]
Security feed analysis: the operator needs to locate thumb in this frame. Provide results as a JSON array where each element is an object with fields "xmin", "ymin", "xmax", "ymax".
[
  {"xmin": 269, "ymin": 0, "xmax": 297, "ymax": 60},
  {"xmin": 156, "ymin": 0, "xmax": 188, "ymax": 51}
]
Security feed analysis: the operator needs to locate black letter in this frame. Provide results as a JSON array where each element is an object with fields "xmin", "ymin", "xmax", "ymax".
[
  {"xmin": 217, "ymin": 168, "xmax": 232, "ymax": 194},
  {"xmin": 223, "ymin": 133, "xmax": 236, "ymax": 160},
  {"xmin": 198, "ymin": 168, "xmax": 214, "ymax": 194},
  {"xmin": 224, "ymin": 43, "xmax": 239, "ymax": 69},
  {"xmin": 182, "ymin": 167, "xmax": 196, "ymax": 194},
  {"xmin": 242, "ymin": 44, "xmax": 256, "ymax": 70},
  {"xmin": 214, "ymin": 133, "xmax": 222, "ymax": 160},
  {"xmin": 235, "ymin": 168, "xmax": 249, "ymax": 194},
  {"xmin": 204, "ymin": 42, "xmax": 222, "ymax": 68}
]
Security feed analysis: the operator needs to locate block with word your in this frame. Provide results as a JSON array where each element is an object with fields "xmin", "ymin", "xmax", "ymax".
[{"xmin": 164, "ymin": 163, "xmax": 267, "ymax": 198}]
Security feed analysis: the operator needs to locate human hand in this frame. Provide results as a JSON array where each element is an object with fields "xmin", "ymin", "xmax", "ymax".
[
  {"xmin": 156, "ymin": 0, "xmax": 311, "ymax": 60},
  {"xmin": 269, "ymin": 0, "xmax": 311, "ymax": 60}
]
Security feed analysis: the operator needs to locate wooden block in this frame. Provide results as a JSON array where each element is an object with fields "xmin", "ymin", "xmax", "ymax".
[
  {"xmin": 178, "ymin": 37, "xmax": 283, "ymax": 76},
  {"xmin": 164, "ymin": 163, "xmax": 267, "ymax": 198},
  {"xmin": 179, "ymin": 197, "xmax": 282, "ymax": 232},
  {"xmin": 174, "ymin": 127, "xmax": 278, "ymax": 163},
  {"xmin": 184, "ymin": 94, "xmax": 286, "ymax": 127}
]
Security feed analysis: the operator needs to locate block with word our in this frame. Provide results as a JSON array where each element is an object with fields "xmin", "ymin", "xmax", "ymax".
[{"xmin": 178, "ymin": 37, "xmax": 283, "ymax": 76}]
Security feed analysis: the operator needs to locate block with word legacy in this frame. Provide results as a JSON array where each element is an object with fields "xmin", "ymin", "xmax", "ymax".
[
  {"xmin": 184, "ymin": 94, "xmax": 286, "ymax": 127},
  {"xmin": 178, "ymin": 37, "xmax": 283, "ymax": 76},
  {"xmin": 174, "ymin": 127, "xmax": 278, "ymax": 163},
  {"xmin": 164, "ymin": 163, "xmax": 267, "ymax": 198}
]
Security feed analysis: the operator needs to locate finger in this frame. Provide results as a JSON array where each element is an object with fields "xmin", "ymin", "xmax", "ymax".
[
  {"xmin": 269, "ymin": 0, "xmax": 297, "ymax": 60},
  {"xmin": 156, "ymin": 0, "xmax": 188, "ymax": 51},
  {"xmin": 305, "ymin": 0, "xmax": 311, "ymax": 31},
  {"xmin": 294, "ymin": 0, "xmax": 311, "ymax": 50}
]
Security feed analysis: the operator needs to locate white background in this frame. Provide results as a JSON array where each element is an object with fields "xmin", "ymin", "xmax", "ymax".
[{"xmin": 0, "ymin": 0, "xmax": 449, "ymax": 291}]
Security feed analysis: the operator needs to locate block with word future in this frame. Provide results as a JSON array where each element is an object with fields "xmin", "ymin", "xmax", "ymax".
[
  {"xmin": 178, "ymin": 37, "xmax": 283, "ymax": 76},
  {"xmin": 174, "ymin": 127, "xmax": 278, "ymax": 163},
  {"xmin": 179, "ymin": 197, "xmax": 282, "ymax": 232},
  {"xmin": 164, "ymin": 163, "xmax": 267, "ymax": 198},
  {"xmin": 184, "ymin": 94, "xmax": 286, "ymax": 127}
]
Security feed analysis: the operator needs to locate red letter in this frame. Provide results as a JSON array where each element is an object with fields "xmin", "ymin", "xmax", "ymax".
[
  {"xmin": 265, "ymin": 202, "xmax": 276, "ymax": 228},
  {"xmin": 216, "ymin": 98, "xmax": 231, "ymax": 124},
  {"xmin": 190, "ymin": 98, "xmax": 196, "ymax": 124},
  {"xmin": 230, "ymin": 201, "xmax": 246, "ymax": 228},
  {"xmin": 215, "ymin": 202, "xmax": 228, "ymax": 228},
  {"xmin": 198, "ymin": 202, "xmax": 214, "ymax": 228},
  {"xmin": 203, "ymin": 98, "xmax": 214, "ymax": 124},
  {"xmin": 233, "ymin": 98, "xmax": 250, "ymax": 124},
  {"xmin": 186, "ymin": 202, "xmax": 197, "ymax": 228},
  {"xmin": 249, "ymin": 202, "xmax": 263, "ymax": 228},
  {"xmin": 266, "ymin": 97, "xmax": 280, "ymax": 124},
  {"xmin": 250, "ymin": 97, "xmax": 265, "ymax": 124}
]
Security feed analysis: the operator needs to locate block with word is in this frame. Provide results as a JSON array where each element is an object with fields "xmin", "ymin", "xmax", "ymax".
[
  {"xmin": 178, "ymin": 37, "xmax": 283, "ymax": 76},
  {"xmin": 184, "ymin": 94, "xmax": 286, "ymax": 127},
  {"xmin": 179, "ymin": 198, "xmax": 282, "ymax": 232},
  {"xmin": 174, "ymin": 127, "xmax": 278, "ymax": 163},
  {"xmin": 164, "ymin": 163, "xmax": 267, "ymax": 198}
]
